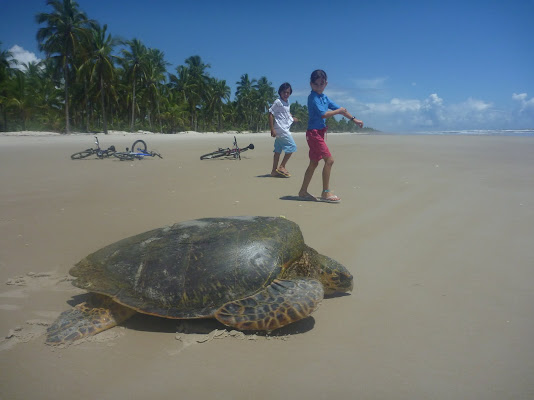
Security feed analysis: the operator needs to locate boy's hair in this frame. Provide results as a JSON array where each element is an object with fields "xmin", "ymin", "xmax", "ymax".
[
  {"xmin": 310, "ymin": 69, "xmax": 327, "ymax": 83},
  {"xmin": 278, "ymin": 82, "xmax": 292, "ymax": 96}
]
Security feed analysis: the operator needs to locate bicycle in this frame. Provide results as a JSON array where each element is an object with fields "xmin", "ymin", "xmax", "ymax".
[
  {"xmin": 113, "ymin": 139, "xmax": 163, "ymax": 161},
  {"xmin": 70, "ymin": 136, "xmax": 116, "ymax": 159},
  {"xmin": 200, "ymin": 136, "xmax": 254, "ymax": 160}
]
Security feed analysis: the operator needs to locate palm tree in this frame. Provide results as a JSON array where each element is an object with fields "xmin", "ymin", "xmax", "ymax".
[
  {"xmin": 120, "ymin": 38, "xmax": 147, "ymax": 131},
  {"xmin": 168, "ymin": 65, "xmax": 193, "ymax": 130},
  {"xmin": 235, "ymin": 73, "xmax": 256, "ymax": 130},
  {"xmin": 209, "ymin": 78, "xmax": 230, "ymax": 132},
  {"xmin": 184, "ymin": 55, "xmax": 210, "ymax": 131},
  {"xmin": 29, "ymin": 59, "xmax": 63, "ymax": 130},
  {"xmin": 36, "ymin": 0, "xmax": 94, "ymax": 133},
  {"xmin": 8, "ymin": 68, "xmax": 34, "ymax": 130},
  {"xmin": 169, "ymin": 56, "xmax": 211, "ymax": 131},
  {"xmin": 235, "ymin": 73, "xmax": 255, "ymax": 99},
  {"xmin": 143, "ymin": 48, "xmax": 168, "ymax": 132},
  {"xmin": 290, "ymin": 101, "xmax": 308, "ymax": 132},
  {"xmin": 0, "ymin": 42, "xmax": 16, "ymax": 131},
  {"xmin": 81, "ymin": 23, "xmax": 119, "ymax": 133},
  {"xmin": 0, "ymin": 42, "xmax": 15, "ymax": 77},
  {"xmin": 253, "ymin": 76, "xmax": 276, "ymax": 131},
  {"xmin": 159, "ymin": 89, "xmax": 189, "ymax": 133}
]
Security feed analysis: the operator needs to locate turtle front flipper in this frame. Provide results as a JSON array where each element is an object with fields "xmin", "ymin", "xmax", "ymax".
[
  {"xmin": 46, "ymin": 294, "xmax": 136, "ymax": 345},
  {"xmin": 214, "ymin": 279, "xmax": 324, "ymax": 331}
]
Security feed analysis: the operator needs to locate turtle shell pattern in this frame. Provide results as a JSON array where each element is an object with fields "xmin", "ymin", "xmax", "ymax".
[{"xmin": 70, "ymin": 216, "xmax": 306, "ymax": 319}]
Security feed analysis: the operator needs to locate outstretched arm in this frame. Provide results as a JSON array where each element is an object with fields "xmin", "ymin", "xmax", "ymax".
[{"xmin": 322, "ymin": 108, "xmax": 364, "ymax": 128}]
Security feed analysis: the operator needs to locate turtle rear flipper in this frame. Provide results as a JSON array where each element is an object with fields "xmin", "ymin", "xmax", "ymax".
[
  {"xmin": 214, "ymin": 279, "xmax": 324, "ymax": 331},
  {"xmin": 46, "ymin": 294, "xmax": 136, "ymax": 345}
]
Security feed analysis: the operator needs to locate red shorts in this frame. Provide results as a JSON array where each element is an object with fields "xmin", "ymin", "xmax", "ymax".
[{"xmin": 306, "ymin": 128, "xmax": 331, "ymax": 161}]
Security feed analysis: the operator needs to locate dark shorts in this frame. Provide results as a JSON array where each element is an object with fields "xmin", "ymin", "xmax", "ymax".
[{"xmin": 306, "ymin": 128, "xmax": 331, "ymax": 161}]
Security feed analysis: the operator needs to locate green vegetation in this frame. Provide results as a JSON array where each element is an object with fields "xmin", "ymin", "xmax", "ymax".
[{"xmin": 0, "ymin": 0, "xmax": 373, "ymax": 134}]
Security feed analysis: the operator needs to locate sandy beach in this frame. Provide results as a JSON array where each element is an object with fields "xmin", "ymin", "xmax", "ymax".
[{"xmin": 1, "ymin": 131, "xmax": 533, "ymax": 400}]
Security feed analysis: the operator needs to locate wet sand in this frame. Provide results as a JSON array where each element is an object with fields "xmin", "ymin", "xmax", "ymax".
[{"xmin": 1, "ymin": 131, "xmax": 533, "ymax": 400}]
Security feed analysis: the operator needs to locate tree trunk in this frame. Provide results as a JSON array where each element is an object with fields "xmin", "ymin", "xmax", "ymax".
[
  {"xmin": 84, "ymin": 79, "xmax": 90, "ymax": 132},
  {"xmin": 64, "ymin": 64, "xmax": 70, "ymax": 134},
  {"xmin": 100, "ymin": 75, "xmax": 108, "ymax": 134},
  {"xmin": 156, "ymin": 98, "xmax": 162, "ymax": 133},
  {"xmin": 130, "ymin": 78, "xmax": 136, "ymax": 132},
  {"xmin": 1, "ymin": 106, "xmax": 6, "ymax": 131}
]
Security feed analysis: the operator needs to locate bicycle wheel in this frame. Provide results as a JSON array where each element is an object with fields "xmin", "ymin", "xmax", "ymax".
[
  {"xmin": 200, "ymin": 149, "xmax": 228, "ymax": 160},
  {"xmin": 71, "ymin": 149, "xmax": 94, "ymax": 160},
  {"xmin": 131, "ymin": 140, "xmax": 147, "ymax": 153},
  {"xmin": 114, "ymin": 153, "xmax": 135, "ymax": 161}
]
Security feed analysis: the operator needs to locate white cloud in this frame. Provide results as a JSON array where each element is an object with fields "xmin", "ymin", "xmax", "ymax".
[
  {"xmin": 323, "ymin": 89, "xmax": 359, "ymax": 108},
  {"xmin": 463, "ymin": 98, "xmax": 492, "ymax": 111},
  {"xmin": 8, "ymin": 45, "xmax": 41, "ymax": 70},
  {"xmin": 358, "ymin": 93, "xmax": 527, "ymax": 132},
  {"xmin": 351, "ymin": 77, "xmax": 388, "ymax": 97},
  {"xmin": 512, "ymin": 93, "xmax": 527, "ymax": 101},
  {"xmin": 295, "ymin": 87, "xmax": 533, "ymax": 131},
  {"xmin": 353, "ymin": 77, "xmax": 388, "ymax": 89},
  {"xmin": 511, "ymin": 93, "xmax": 534, "ymax": 127},
  {"xmin": 513, "ymin": 92, "xmax": 534, "ymax": 112}
]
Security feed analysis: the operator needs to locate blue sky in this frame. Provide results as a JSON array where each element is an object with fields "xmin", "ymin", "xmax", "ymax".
[{"xmin": 1, "ymin": 0, "xmax": 533, "ymax": 132}]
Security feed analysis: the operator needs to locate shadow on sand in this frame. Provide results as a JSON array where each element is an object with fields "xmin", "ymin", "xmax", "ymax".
[{"xmin": 279, "ymin": 195, "xmax": 319, "ymax": 202}]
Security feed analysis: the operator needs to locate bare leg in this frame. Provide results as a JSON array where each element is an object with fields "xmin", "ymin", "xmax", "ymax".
[
  {"xmin": 299, "ymin": 159, "xmax": 319, "ymax": 197},
  {"xmin": 322, "ymin": 156, "xmax": 334, "ymax": 192},
  {"xmin": 321, "ymin": 156, "xmax": 339, "ymax": 200},
  {"xmin": 278, "ymin": 152, "xmax": 293, "ymax": 174},
  {"xmin": 271, "ymin": 152, "xmax": 281, "ymax": 176}
]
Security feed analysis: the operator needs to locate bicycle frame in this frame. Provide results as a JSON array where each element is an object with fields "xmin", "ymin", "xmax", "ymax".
[
  {"xmin": 229, "ymin": 136, "xmax": 254, "ymax": 159},
  {"xmin": 114, "ymin": 139, "xmax": 162, "ymax": 160},
  {"xmin": 129, "ymin": 150, "xmax": 159, "ymax": 158},
  {"xmin": 71, "ymin": 136, "xmax": 116, "ymax": 159},
  {"xmin": 93, "ymin": 136, "xmax": 116, "ymax": 158},
  {"xmin": 200, "ymin": 136, "xmax": 254, "ymax": 160}
]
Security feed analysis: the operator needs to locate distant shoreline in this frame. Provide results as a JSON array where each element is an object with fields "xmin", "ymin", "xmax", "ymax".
[
  {"xmin": 2, "ymin": 128, "xmax": 533, "ymax": 137},
  {"xmin": 0, "ymin": 130, "xmax": 371, "ymax": 137}
]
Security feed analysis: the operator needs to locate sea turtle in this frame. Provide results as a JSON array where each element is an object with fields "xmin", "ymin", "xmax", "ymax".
[{"xmin": 46, "ymin": 216, "xmax": 353, "ymax": 344}]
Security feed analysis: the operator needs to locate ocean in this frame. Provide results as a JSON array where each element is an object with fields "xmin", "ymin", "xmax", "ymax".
[{"xmin": 392, "ymin": 129, "xmax": 534, "ymax": 137}]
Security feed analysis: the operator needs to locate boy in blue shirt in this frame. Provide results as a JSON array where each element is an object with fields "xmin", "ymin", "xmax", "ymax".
[{"xmin": 298, "ymin": 70, "xmax": 363, "ymax": 203}]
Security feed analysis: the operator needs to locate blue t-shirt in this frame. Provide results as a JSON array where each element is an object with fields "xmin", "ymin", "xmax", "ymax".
[{"xmin": 307, "ymin": 91, "xmax": 341, "ymax": 130}]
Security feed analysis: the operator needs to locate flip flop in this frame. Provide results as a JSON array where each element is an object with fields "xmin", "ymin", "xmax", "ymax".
[
  {"xmin": 318, "ymin": 190, "xmax": 341, "ymax": 203},
  {"xmin": 276, "ymin": 169, "xmax": 291, "ymax": 178},
  {"xmin": 318, "ymin": 196, "xmax": 341, "ymax": 203}
]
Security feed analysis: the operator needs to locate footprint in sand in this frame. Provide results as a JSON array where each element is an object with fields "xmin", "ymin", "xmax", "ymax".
[
  {"xmin": 1, "ymin": 271, "xmax": 78, "ymax": 350},
  {"xmin": 0, "ymin": 319, "xmax": 50, "ymax": 351},
  {"xmin": 169, "ymin": 320, "xmax": 289, "ymax": 355},
  {"xmin": 5, "ymin": 271, "xmax": 74, "ymax": 289}
]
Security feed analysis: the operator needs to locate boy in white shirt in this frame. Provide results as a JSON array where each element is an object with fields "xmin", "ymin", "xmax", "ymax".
[{"xmin": 269, "ymin": 82, "xmax": 298, "ymax": 177}]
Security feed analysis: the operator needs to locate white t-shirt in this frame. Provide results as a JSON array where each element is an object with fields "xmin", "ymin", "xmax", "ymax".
[{"xmin": 269, "ymin": 98, "xmax": 294, "ymax": 138}]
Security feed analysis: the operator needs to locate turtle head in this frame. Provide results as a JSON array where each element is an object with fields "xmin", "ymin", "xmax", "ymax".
[
  {"xmin": 315, "ymin": 253, "xmax": 354, "ymax": 295},
  {"xmin": 283, "ymin": 246, "xmax": 354, "ymax": 295}
]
